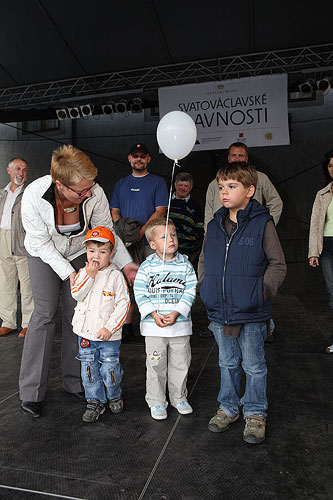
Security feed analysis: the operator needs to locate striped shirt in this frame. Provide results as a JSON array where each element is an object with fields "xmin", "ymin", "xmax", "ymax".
[{"xmin": 133, "ymin": 252, "xmax": 197, "ymax": 337}]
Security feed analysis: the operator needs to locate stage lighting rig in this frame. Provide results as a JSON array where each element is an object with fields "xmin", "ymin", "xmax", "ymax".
[
  {"xmin": 80, "ymin": 104, "xmax": 93, "ymax": 116},
  {"xmin": 298, "ymin": 79, "xmax": 315, "ymax": 94},
  {"xmin": 68, "ymin": 107, "xmax": 80, "ymax": 119},
  {"xmin": 131, "ymin": 97, "xmax": 142, "ymax": 113},
  {"xmin": 102, "ymin": 103, "xmax": 114, "ymax": 115},
  {"xmin": 56, "ymin": 108, "xmax": 68, "ymax": 120},
  {"xmin": 317, "ymin": 77, "xmax": 332, "ymax": 92},
  {"xmin": 115, "ymin": 99, "xmax": 128, "ymax": 113}
]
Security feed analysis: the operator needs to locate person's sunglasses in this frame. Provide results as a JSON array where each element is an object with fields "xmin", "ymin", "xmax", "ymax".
[
  {"xmin": 131, "ymin": 153, "xmax": 148, "ymax": 159},
  {"xmin": 63, "ymin": 182, "xmax": 96, "ymax": 197}
]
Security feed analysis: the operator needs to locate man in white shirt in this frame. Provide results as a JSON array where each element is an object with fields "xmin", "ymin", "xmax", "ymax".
[{"xmin": 0, "ymin": 158, "xmax": 33, "ymax": 337}]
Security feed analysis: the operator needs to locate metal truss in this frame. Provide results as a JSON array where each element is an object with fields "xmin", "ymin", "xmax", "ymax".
[{"xmin": 0, "ymin": 43, "xmax": 332, "ymax": 110}]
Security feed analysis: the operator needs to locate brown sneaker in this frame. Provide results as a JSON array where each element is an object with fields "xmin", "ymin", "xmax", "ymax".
[
  {"xmin": 82, "ymin": 401, "xmax": 105, "ymax": 423},
  {"xmin": 109, "ymin": 397, "xmax": 124, "ymax": 414},
  {"xmin": 208, "ymin": 409, "xmax": 239, "ymax": 433},
  {"xmin": 243, "ymin": 415, "xmax": 266, "ymax": 444}
]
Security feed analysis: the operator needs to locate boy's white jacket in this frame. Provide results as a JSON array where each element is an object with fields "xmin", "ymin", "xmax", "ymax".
[
  {"xmin": 133, "ymin": 252, "xmax": 197, "ymax": 337},
  {"xmin": 21, "ymin": 175, "xmax": 131, "ymax": 280},
  {"xmin": 71, "ymin": 264, "xmax": 130, "ymax": 341}
]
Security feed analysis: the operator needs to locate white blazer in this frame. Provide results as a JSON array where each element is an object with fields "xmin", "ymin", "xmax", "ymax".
[{"xmin": 21, "ymin": 175, "xmax": 131, "ymax": 280}]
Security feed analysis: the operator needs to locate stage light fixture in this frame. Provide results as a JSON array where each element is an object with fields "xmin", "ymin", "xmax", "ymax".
[
  {"xmin": 56, "ymin": 108, "xmax": 68, "ymax": 120},
  {"xmin": 102, "ymin": 103, "xmax": 114, "ymax": 115},
  {"xmin": 68, "ymin": 107, "xmax": 80, "ymax": 119},
  {"xmin": 80, "ymin": 104, "xmax": 93, "ymax": 116},
  {"xmin": 115, "ymin": 99, "xmax": 128, "ymax": 113},
  {"xmin": 317, "ymin": 77, "xmax": 332, "ymax": 92},
  {"xmin": 298, "ymin": 79, "xmax": 315, "ymax": 94},
  {"xmin": 131, "ymin": 97, "xmax": 142, "ymax": 113}
]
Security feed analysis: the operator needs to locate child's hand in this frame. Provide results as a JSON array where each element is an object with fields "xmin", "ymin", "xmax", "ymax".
[
  {"xmin": 154, "ymin": 313, "xmax": 167, "ymax": 328},
  {"xmin": 150, "ymin": 312, "xmax": 166, "ymax": 328},
  {"xmin": 96, "ymin": 327, "xmax": 112, "ymax": 340},
  {"xmin": 69, "ymin": 271, "xmax": 77, "ymax": 288},
  {"xmin": 160, "ymin": 311, "xmax": 180, "ymax": 326},
  {"xmin": 85, "ymin": 260, "xmax": 99, "ymax": 278}
]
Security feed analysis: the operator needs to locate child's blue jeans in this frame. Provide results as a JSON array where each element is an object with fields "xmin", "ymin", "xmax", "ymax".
[
  {"xmin": 76, "ymin": 337, "xmax": 123, "ymax": 403},
  {"xmin": 209, "ymin": 321, "xmax": 268, "ymax": 419}
]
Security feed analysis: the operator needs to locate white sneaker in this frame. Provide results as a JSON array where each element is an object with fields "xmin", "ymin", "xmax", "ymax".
[
  {"xmin": 175, "ymin": 401, "xmax": 193, "ymax": 415},
  {"xmin": 325, "ymin": 344, "xmax": 333, "ymax": 353},
  {"xmin": 150, "ymin": 405, "xmax": 167, "ymax": 420}
]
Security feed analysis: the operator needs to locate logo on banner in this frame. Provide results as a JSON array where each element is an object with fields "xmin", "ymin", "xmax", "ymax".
[{"xmin": 158, "ymin": 74, "xmax": 289, "ymax": 149}]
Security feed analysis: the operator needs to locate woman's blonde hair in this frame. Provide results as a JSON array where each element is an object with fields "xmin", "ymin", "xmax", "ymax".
[{"xmin": 50, "ymin": 145, "xmax": 97, "ymax": 185}]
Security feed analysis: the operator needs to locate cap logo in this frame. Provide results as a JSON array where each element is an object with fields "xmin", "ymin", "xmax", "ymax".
[{"xmin": 91, "ymin": 231, "xmax": 99, "ymax": 236}]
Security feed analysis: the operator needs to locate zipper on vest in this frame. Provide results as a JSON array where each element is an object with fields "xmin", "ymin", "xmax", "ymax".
[{"xmin": 222, "ymin": 223, "xmax": 239, "ymax": 321}]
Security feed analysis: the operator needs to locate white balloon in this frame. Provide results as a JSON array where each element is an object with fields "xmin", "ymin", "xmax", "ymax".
[{"xmin": 157, "ymin": 111, "xmax": 197, "ymax": 161}]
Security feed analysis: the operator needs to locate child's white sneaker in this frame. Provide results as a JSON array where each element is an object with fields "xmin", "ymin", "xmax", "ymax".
[
  {"xmin": 175, "ymin": 401, "xmax": 193, "ymax": 415},
  {"xmin": 150, "ymin": 405, "xmax": 167, "ymax": 420}
]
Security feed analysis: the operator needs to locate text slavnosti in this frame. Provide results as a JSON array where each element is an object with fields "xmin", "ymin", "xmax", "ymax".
[{"xmin": 178, "ymin": 94, "xmax": 268, "ymax": 128}]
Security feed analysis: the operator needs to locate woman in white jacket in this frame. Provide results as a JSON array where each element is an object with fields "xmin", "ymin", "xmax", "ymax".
[
  {"xmin": 308, "ymin": 150, "xmax": 333, "ymax": 354},
  {"xmin": 19, "ymin": 145, "xmax": 137, "ymax": 418}
]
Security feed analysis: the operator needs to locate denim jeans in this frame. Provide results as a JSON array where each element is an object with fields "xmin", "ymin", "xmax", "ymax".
[
  {"xmin": 321, "ymin": 237, "xmax": 333, "ymax": 309},
  {"xmin": 76, "ymin": 338, "xmax": 123, "ymax": 403},
  {"xmin": 209, "ymin": 321, "xmax": 268, "ymax": 419}
]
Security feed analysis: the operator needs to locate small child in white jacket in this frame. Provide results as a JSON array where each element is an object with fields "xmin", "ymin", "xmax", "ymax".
[{"xmin": 71, "ymin": 226, "xmax": 130, "ymax": 423}]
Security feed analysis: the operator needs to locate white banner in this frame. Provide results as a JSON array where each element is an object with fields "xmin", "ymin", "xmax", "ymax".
[{"xmin": 158, "ymin": 74, "xmax": 290, "ymax": 150}]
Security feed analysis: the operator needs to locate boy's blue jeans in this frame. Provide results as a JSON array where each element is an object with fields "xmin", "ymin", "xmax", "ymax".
[
  {"xmin": 76, "ymin": 338, "xmax": 123, "ymax": 403},
  {"xmin": 209, "ymin": 321, "xmax": 268, "ymax": 419}
]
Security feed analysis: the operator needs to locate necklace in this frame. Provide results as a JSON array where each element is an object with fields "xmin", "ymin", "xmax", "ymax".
[{"xmin": 55, "ymin": 188, "xmax": 77, "ymax": 214}]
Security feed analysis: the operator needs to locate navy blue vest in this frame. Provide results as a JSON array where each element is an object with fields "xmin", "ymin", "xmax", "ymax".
[{"xmin": 200, "ymin": 199, "xmax": 272, "ymax": 325}]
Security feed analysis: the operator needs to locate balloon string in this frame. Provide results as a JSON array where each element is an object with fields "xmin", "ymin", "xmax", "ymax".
[{"xmin": 157, "ymin": 160, "xmax": 179, "ymax": 313}]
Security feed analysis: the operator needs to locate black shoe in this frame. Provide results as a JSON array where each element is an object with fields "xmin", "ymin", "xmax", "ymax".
[
  {"xmin": 21, "ymin": 401, "xmax": 41, "ymax": 418},
  {"xmin": 67, "ymin": 391, "xmax": 86, "ymax": 402}
]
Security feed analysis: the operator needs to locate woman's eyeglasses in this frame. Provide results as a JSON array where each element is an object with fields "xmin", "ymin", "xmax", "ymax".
[{"xmin": 63, "ymin": 182, "xmax": 96, "ymax": 197}]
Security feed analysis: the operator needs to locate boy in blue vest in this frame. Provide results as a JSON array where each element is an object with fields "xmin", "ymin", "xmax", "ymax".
[{"xmin": 200, "ymin": 162, "xmax": 286, "ymax": 444}]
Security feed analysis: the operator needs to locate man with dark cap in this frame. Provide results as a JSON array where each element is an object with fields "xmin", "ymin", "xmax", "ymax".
[{"xmin": 110, "ymin": 143, "xmax": 168, "ymax": 340}]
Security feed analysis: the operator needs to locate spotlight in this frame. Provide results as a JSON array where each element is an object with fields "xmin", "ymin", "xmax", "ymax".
[
  {"xmin": 115, "ymin": 99, "xmax": 128, "ymax": 113},
  {"xmin": 102, "ymin": 103, "xmax": 114, "ymax": 115},
  {"xmin": 131, "ymin": 97, "xmax": 142, "ymax": 113},
  {"xmin": 80, "ymin": 104, "xmax": 93, "ymax": 117},
  {"xmin": 68, "ymin": 107, "xmax": 80, "ymax": 119},
  {"xmin": 298, "ymin": 79, "xmax": 315, "ymax": 94},
  {"xmin": 317, "ymin": 77, "xmax": 332, "ymax": 92},
  {"xmin": 56, "ymin": 108, "xmax": 68, "ymax": 120}
]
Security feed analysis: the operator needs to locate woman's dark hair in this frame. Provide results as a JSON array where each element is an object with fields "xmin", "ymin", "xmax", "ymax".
[{"xmin": 322, "ymin": 150, "xmax": 333, "ymax": 182}]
